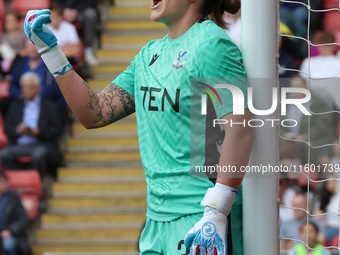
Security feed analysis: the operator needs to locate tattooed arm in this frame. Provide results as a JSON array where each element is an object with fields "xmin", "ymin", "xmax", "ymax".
[{"xmin": 56, "ymin": 70, "xmax": 135, "ymax": 129}]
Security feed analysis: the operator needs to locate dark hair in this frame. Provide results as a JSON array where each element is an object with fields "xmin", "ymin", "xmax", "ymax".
[
  {"xmin": 319, "ymin": 180, "xmax": 333, "ymax": 212},
  {"xmin": 6, "ymin": 10, "xmax": 21, "ymax": 21},
  {"xmin": 0, "ymin": 171, "xmax": 8, "ymax": 181},
  {"xmin": 50, "ymin": 1, "xmax": 64, "ymax": 16},
  {"xmin": 301, "ymin": 221, "xmax": 319, "ymax": 234},
  {"xmin": 202, "ymin": 0, "xmax": 241, "ymax": 29},
  {"xmin": 318, "ymin": 31, "xmax": 336, "ymax": 44}
]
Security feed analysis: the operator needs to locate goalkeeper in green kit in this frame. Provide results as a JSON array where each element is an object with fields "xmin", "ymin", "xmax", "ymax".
[{"xmin": 23, "ymin": 0, "xmax": 254, "ymax": 254}]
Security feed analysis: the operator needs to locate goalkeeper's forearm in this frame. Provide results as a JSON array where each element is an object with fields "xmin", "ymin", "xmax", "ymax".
[
  {"xmin": 54, "ymin": 69, "xmax": 108, "ymax": 128},
  {"xmin": 216, "ymin": 109, "xmax": 254, "ymax": 189}
]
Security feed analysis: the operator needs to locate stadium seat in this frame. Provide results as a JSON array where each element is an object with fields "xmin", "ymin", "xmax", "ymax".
[
  {"xmin": 0, "ymin": 0, "xmax": 5, "ymax": 35},
  {"xmin": 324, "ymin": 0, "xmax": 339, "ymax": 9},
  {"xmin": 323, "ymin": 11, "xmax": 340, "ymax": 34},
  {"xmin": 5, "ymin": 170, "xmax": 43, "ymax": 220},
  {"xmin": 11, "ymin": 0, "xmax": 50, "ymax": 27},
  {"xmin": 5, "ymin": 170, "xmax": 42, "ymax": 196}
]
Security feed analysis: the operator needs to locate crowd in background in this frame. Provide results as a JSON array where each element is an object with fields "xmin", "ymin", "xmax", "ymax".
[
  {"xmin": 0, "ymin": 1, "xmax": 104, "ymax": 255},
  {"xmin": 226, "ymin": 0, "xmax": 340, "ymax": 253}
]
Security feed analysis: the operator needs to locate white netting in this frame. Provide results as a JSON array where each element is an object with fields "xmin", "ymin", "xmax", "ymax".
[{"xmin": 278, "ymin": 0, "xmax": 340, "ymax": 254}]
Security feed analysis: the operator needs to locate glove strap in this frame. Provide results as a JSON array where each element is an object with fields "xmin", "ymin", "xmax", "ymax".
[
  {"xmin": 41, "ymin": 45, "xmax": 73, "ymax": 77},
  {"xmin": 201, "ymin": 185, "xmax": 237, "ymax": 216}
]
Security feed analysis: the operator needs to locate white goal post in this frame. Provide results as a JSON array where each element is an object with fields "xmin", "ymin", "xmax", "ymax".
[{"xmin": 242, "ymin": 0, "xmax": 279, "ymax": 255}]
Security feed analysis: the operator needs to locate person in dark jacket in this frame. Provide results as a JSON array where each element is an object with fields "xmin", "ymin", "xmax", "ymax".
[
  {"xmin": 9, "ymin": 40, "xmax": 65, "ymax": 111},
  {"xmin": 0, "ymin": 72, "xmax": 63, "ymax": 176},
  {"xmin": 0, "ymin": 172, "xmax": 29, "ymax": 255}
]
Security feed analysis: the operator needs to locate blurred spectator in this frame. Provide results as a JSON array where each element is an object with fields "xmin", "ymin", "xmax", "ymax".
[
  {"xmin": 8, "ymin": 40, "xmax": 65, "ymax": 113},
  {"xmin": 279, "ymin": 37, "xmax": 299, "ymax": 82},
  {"xmin": 48, "ymin": 2, "xmax": 81, "ymax": 66},
  {"xmin": 281, "ymin": 0, "xmax": 324, "ymax": 34},
  {"xmin": 280, "ymin": 176, "xmax": 298, "ymax": 223},
  {"xmin": 300, "ymin": 31, "xmax": 340, "ymax": 111},
  {"xmin": 0, "ymin": 11, "xmax": 27, "ymax": 77},
  {"xmin": 280, "ymin": 194, "xmax": 326, "ymax": 250},
  {"xmin": 280, "ymin": 76, "xmax": 334, "ymax": 167},
  {"xmin": 281, "ymin": 0, "xmax": 308, "ymax": 25},
  {"xmin": 54, "ymin": 0, "xmax": 99, "ymax": 66},
  {"xmin": 0, "ymin": 172, "xmax": 30, "ymax": 255},
  {"xmin": 316, "ymin": 175, "xmax": 340, "ymax": 242},
  {"xmin": 331, "ymin": 140, "xmax": 340, "ymax": 167},
  {"xmin": 280, "ymin": 7, "xmax": 307, "ymax": 60},
  {"xmin": 1, "ymin": 72, "xmax": 63, "ymax": 177},
  {"xmin": 288, "ymin": 221, "xmax": 331, "ymax": 255}
]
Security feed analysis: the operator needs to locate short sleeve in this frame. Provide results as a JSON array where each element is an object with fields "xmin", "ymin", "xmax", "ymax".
[
  {"xmin": 199, "ymin": 37, "xmax": 248, "ymax": 118},
  {"xmin": 112, "ymin": 59, "xmax": 136, "ymax": 97}
]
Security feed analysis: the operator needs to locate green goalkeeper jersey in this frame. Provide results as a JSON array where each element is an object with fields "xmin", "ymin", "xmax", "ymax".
[{"xmin": 113, "ymin": 20, "xmax": 247, "ymax": 221}]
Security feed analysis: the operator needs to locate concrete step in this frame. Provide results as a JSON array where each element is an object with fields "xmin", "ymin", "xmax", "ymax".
[
  {"xmin": 104, "ymin": 29, "xmax": 166, "ymax": 37},
  {"xmin": 106, "ymin": 20, "xmax": 165, "ymax": 30},
  {"xmin": 102, "ymin": 35, "xmax": 160, "ymax": 45},
  {"xmin": 32, "ymin": 244, "xmax": 137, "ymax": 255},
  {"xmin": 47, "ymin": 197, "xmax": 146, "ymax": 213},
  {"xmin": 109, "ymin": 6, "xmax": 150, "ymax": 20},
  {"xmin": 67, "ymin": 145, "xmax": 139, "ymax": 153},
  {"xmin": 41, "ymin": 213, "xmax": 145, "ymax": 230},
  {"xmin": 72, "ymin": 121, "xmax": 137, "ymax": 132},
  {"xmin": 67, "ymin": 137, "xmax": 139, "ymax": 146},
  {"xmin": 67, "ymin": 136, "xmax": 139, "ymax": 153},
  {"xmin": 110, "ymin": 6, "xmax": 151, "ymax": 15},
  {"xmin": 114, "ymin": 0, "xmax": 152, "ymax": 8},
  {"xmin": 57, "ymin": 167, "xmax": 144, "ymax": 183},
  {"xmin": 64, "ymin": 160, "xmax": 143, "ymax": 169},
  {"xmin": 65, "ymin": 152, "xmax": 140, "ymax": 162},
  {"xmin": 36, "ymin": 229, "xmax": 140, "ymax": 244},
  {"xmin": 97, "ymin": 49, "xmax": 138, "ymax": 58},
  {"xmin": 52, "ymin": 183, "xmax": 146, "ymax": 198},
  {"xmin": 92, "ymin": 64, "xmax": 127, "ymax": 74},
  {"xmin": 93, "ymin": 73, "xmax": 119, "ymax": 81},
  {"xmin": 101, "ymin": 34, "xmax": 160, "ymax": 51}
]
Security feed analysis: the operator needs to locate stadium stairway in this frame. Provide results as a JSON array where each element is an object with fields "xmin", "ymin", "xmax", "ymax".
[{"xmin": 31, "ymin": 1, "xmax": 167, "ymax": 254}]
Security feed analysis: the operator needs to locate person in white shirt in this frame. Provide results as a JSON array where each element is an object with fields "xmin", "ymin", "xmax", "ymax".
[
  {"xmin": 300, "ymin": 31, "xmax": 340, "ymax": 110},
  {"xmin": 47, "ymin": 2, "xmax": 80, "ymax": 66}
]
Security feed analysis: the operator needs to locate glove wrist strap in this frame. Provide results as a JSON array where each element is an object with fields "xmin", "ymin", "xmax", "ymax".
[
  {"xmin": 201, "ymin": 185, "xmax": 237, "ymax": 216},
  {"xmin": 41, "ymin": 46, "xmax": 72, "ymax": 77}
]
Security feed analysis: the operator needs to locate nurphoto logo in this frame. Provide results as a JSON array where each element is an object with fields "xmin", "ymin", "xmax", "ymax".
[{"xmin": 201, "ymin": 83, "xmax": 311, "ymax": 128}]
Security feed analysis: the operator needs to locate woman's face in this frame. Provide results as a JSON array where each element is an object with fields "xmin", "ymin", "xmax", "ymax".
[
  {"xmin": 5, "ymin": 14, "xmax": 20, "ymax": 33},
  {"xmin": 301, "ymin": 224, "xmax": 318, "ymax": 247},
  {"xmin": 151, "ymin": 0, "xmax": 192, "ymax": 25}
]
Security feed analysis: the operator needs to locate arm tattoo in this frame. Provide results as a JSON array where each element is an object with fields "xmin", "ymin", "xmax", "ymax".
[{"xmin": 83, "ymin": 81, "xmax": 135, "ymax": 126}]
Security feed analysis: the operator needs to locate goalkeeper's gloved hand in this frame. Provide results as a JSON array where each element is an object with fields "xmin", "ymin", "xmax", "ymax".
[
  {"xmin": 24, "ymin": 9, "xmax": 72, "ymax": 77},
  {"xmin": 184, "ymin": 184, "xmax": 237, "ymax": 255}
]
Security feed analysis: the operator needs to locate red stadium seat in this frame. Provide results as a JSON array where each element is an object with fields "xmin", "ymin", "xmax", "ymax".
[
  {"xmin": 0, "ymin": 0, "xmax": 5, "ymax": 35},
  {"xmin": 11, "ymin": 0, "xmax": 51, "ymax": 17},
  {"xmin": 323, "ymin": 11, "xmax": 340, "ymax": 34},
  {"xmin": 5, "ymin": 169, "xmax": 42, "ymax": 196},
  {"xmin": 5, "ymin": 170, "xmax": 43, "ymax": 220},
  {"xmin": 324, "ymin": 0, "xmax": 339, "ymax": 9}
]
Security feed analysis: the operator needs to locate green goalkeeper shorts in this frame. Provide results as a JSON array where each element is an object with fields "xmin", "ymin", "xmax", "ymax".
[
  {"xmin": 139, "ymin": 213, "xmax": 202, "ymax": 255},
  {"xmin": 139, "ymin": 186, "xmax": 243, "ymax": 255}
]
